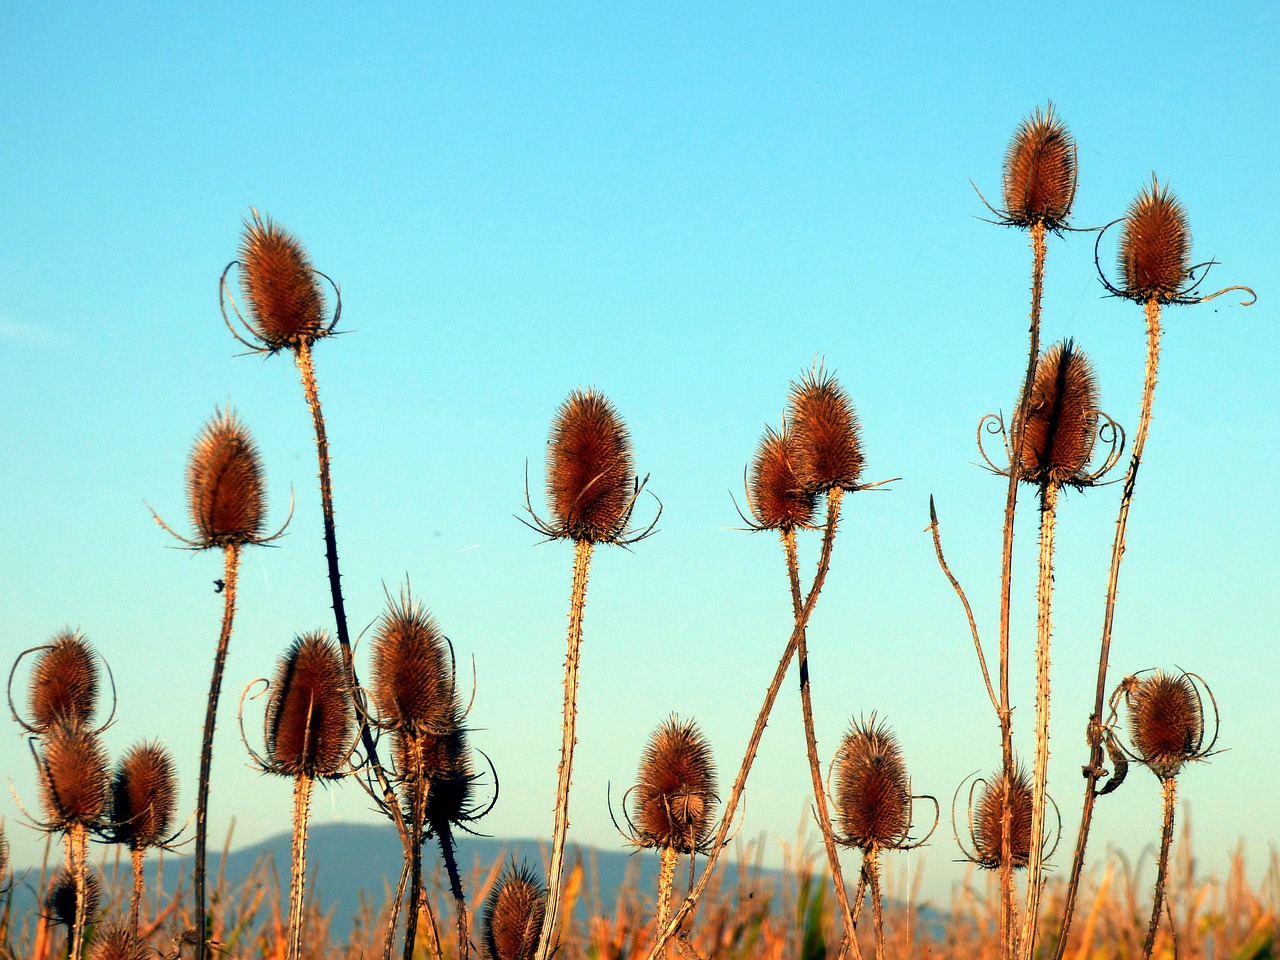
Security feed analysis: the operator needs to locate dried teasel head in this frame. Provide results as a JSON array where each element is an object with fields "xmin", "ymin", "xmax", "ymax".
[
  {"xmin": 1016, "ymin": 340, "xmax": 1100, "ymax": 488},
  {"xmin": 266, "ymin": 631, "xmax": 354, "ymax": 779},
  {"xmin": 1124, "ymin": 670, "xmax": 1210, "ymax": 780},
  {"xmin": 0, "ymin": 821, "xmax": 9, "ymax": 886},
  {"xmin": 89, "ymin": 921, "xmax": 146, "ymax": 960},
  {"xmin": 393, "ymin": 717, "xmax": 475, "ymax": 828},
  {"xmin": 45, "ymin": 867, "xmax": 101, "ymax": 929},
  {"xmin": 543, "ymin": 388, "xmax": 638, "ymax": 543},
  {"xmin": 788, "ymin": 365, "xmax": 863, "ymax": 494},
  {"xmin": 481, "ymin": 861, "xmax": 547, "ymax": 960},
  {"xmin": 970, "ymin": 766, "xmax": 1034, "ymax": 870},
  {"xmin": 747, "ymin": 425, "xmax": 816, "ymax": 531},
  {"xmin": 832, "ymin": 716, "xmax": 911, "ymax": 851},
  {"xmin": 369, "ymin": 593, "xmax": 456, "ymax": 736},
  {"xmin": 1000, "ymin": 103, "xmax": 1077, "ymax": 230},
  {"xmin": 38, "ymin": 720, "xmax": 110, "ymax": 829},
  {"xmin": 27, "ymin": 630, "xmax": 100, "ymax": 732},
  {"xmin": 183, "ymin": 408, "xmax": 269, "ymax": 549},
  {"xmin": 110, "ymin": 741, "xmax": 177, "ymax": 850},
  {"xmin": 235, "ymin": 211, "xmax": 330, "ymax": 351},
  {"xmin": 1117, "ymin": 176, "xmax": 1191, "ymax": 303},
  {"xmin": 630, "ymin": 716, "xmax": 718, "ymax": 854}
]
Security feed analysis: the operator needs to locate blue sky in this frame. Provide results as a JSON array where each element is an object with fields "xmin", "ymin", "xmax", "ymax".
[{"xmin": 3, "ymin": 2, "xmax": 1277, "ymax": 912}]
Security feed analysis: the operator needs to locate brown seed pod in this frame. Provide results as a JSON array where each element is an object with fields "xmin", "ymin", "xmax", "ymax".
[
  {"xmin": 237, "ymin": 211, "xmax": 327, "ymax": 350},
  {"xmin": 28, "ymin": 630, "xmax": 99, "ymax": 732},
  {"xmin": 89, "ymin": 921, "xmax": 146, "ymax": 960},
  {"xmin": 480, "ymin": 861, "xmax": 547, "ymax": 960},
  {"xmin": 38, "ymin": 721, "xmax": 110, "ymax": 828},
  {"xmin": 971, "ymin": 766, "xmax": 1034, "ymax": 870},
  {"xmin": 1126, "ymin": 671, "xmax": 1206, "ymax": 780},
  {"xmin": 1118, "ymin": 176, "xmax": 1191, "ymax": 303},
  {"xmin": 1001, "ymin": 103, "xmax": 1077, "ymax": 230},
  {"xmin": 393, "ymin": 719, "xmax": 474, "ymax": 828},
  {"xmin": 185, "ymin": 408, "xmax": 267, "ymax": 548},
  {"xmin": 369, "ymin": 595, "xmax": 456, "ymax": 736},
  {"xmin": 631, "ymin": 716, "xmax": 718, "ymax": 854},
  {"xmin": 110, "ymin": 741, "xmax": 177, "ymax": 850},
  {"xmin": 747, "ymin": 425, "xmax": 816, "ymax": 531},
  {"xmin": 832, "ymin": 716, "xmax": 911, "ymax": 851},
  {"xmin": 45, "ymin": 867, "xmax": 101, "ymax": 929},
  {"xmin": 787, "ymin": 366, "xmax": 863, "ymax": 494},
  {"xmin": 1016, "ymin": 340, "xmax": 1100, "ymax": 487},
  {"xmin": 266, "ymin": 631, "xmax": 354, "ymax": 779},
  {"xmin": 545, "ymin": 388, "xmax": 636, "ymax": 543}
]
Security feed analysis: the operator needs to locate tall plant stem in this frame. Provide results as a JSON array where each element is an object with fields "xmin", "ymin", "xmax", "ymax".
[
  {"xmin": 1052, "ymin": 299, "xmax": 1163, "ymax": 960},
  {"xmin": 434, "ymin": 820, "xmax": 471, "ymax": 960},
  {"xmin": 287, "ymin": 774, "xmax": 314, "ymax": 960},
  {"xmin": 1142, "ymin": 778, "xmax": 1178, "ymax": 960},
  {"xmin": 194, "ymin": 543, "xmax": 241, "ymax": 960},
  {"xmin": 655, "ymin": 846, "xmax": 679, "ymax": 954},
  {"xmin": 534, "ymin": 538, "xmax": 594, "ymax": 960},
  {"xmin": 67, "ymin": 823, "xmax": 88, "ymax": 960},
  {"xmin": 402, "ymin": 741, "xmax": 430, "ymax": 960},
  {"xmin": 865, "ymin": 847, "xmax": 885, "ymax": 960},
  {"xmin": 129, "ymin": 846, "xmax": 145, "ymax": 950},
  {"xmin": 383, "ymin": 862, "xmax": 410, "ymax": 960}
]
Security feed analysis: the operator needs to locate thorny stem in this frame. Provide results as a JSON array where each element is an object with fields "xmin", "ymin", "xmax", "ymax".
[
  {"xmin": 656, "ymin": 846, "xmax": 679, "ymax": 954},
  {"xmin": 403, "ymin": 739, "xmax": 430, "ymax": 960},
  {"xmin": 534, "ymin": 538, "xmax": 594, "ymax": 960},
  {"xmin": 68, "ymin": 823, "xmax": 88, "ymax": 960},
  {"xmin": 130, "ymin": 846, "xmax": 144, "ymax": 951},
  {"xmin": 194, "ymin": 543, "xmax": 240, "ymax": 960},
  {"xmin": 1142, "ymin": 778, "xmax": 1178, "ymax": 960},
  {"xmin": 434, "ymin": 819, "xmax": 471, "ymax": 960},
  {"xmin": 287, "ymin": 775, "xmax": 314, "ymax": 960},
  {"xmin": 383, "ymin": 861, "xmax": 410, "ymax": 960},
  {"xmin": 1052, "ymin": 299, "xmax": 1163, "ymax": 960},
  {"xmin": 866, "ymin": 847, "xmax": 885, "ymax": 960}
]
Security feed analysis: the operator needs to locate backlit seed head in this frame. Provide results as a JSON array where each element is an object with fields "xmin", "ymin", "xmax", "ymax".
[
  {"xmin": 110, "ymin": 741, "xmax": 177, "ymax": 850},
  {"xmin": 28, "ymin": 630, "xmax": 99, "ymax": 732},
  {"xmin": 833, "ymin": 716, "xmax": 911, "ymax": 851},
  {"xmin": 1001, "ymin": 103, "xmax": 1077, "ymax": 230},
  {"xmin": 1127, "ymin": 671, "xmax": 1205, "ymax": 780},
  {"xmin": 267, "ymin": 631, "xmax": 354, "ymax": 779},
  {"xmin": 972, "ymin": 766, "xmax": 1033, "ymax": 870},
  {"xmin": 1118, "ymin": 176, "xmax": 1192, "ymax": 303},
  {"xmin": 481, "ymin": 862, "xmax": 547, "ymax": 960},
  {"xmin": 45, "ymin": 867, "xmax": 101, "ymax": 930},
  {"xmin": 631, "ymin": 716, "xmax": 718, "ymax": 854},
  {"xmin": 185, "ymin": 408, "xmax": 267, "ymax": 548},
  {"xmin": 238, "ymin": 211, "xmax": 327, "ymax": 350},
  {"xmin": 89, "ymin": 921, "xmax": 146, "ymax": 960},
  {"xmin": 393, "ymin": 720, "xmax": 474, "ymax": 828},
  {"xmin": 370, "ymin": 595, "xmax": 455, "ymax": 735},
  {"xmin": 1016, "ymin": 340, "xmax": 1100, "ymax": 487},
  {"xmin": 38, "ymin": 721, "xmax": 109, "ymax": 828},
  {"xmin": 546, "ymin": 389, "xmax": 635, "ymax": 543},
  {"xmin": 788, "ymin": 366, "xmax": 863, "ymax": 494},
  {"xmin": 748, "ymin": 425, "xmax": 816, "ymax": 531}
]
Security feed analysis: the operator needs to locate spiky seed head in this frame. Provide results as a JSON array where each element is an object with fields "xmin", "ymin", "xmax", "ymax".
[
  {"xmin": 0, "ymin": 821, "xmax": 9, "ymax": 883},
  {"xmin": 632, "ymin": 716, "xmax": 718, "ymax": 854},
  {"xmin": 1016, "ymin": 340, "xmax": 1100, "ymax": 487},
  {"xmin": 1001, "ymin": 104, "xmax": 1077, "ymax": 229},
  {"xmin": 787, "ymin": 367, "xmax": 863, "ymax": 494},
  {"xmin": 1118, "ymin": 177, "xmax": 1192, "ymax": 303},
  {"xmin": 972, "ymin": 766, "xmax": 1034, "ymax": 870},
  {"xmin": 481, "ymin": 862, "xmax": 547, "ymax": 960},
  {"xmin": 45, "ymin": 867, "xmax": 101, "ymax": 930},
  {"xmin": 38, "ymin": 721, "xmax": 110, "ymax": 828},
  {"xmin": 546, "ymin": 388, "xmax": 635, "ymax": 543},
  {"xmin": 370, "ymin": 596, "xmax": 455, "ymax": 735},
  {"xmin": 393, "ymin": 720, "xmax": 474, "ymax": 828},
  {"xmin": 748, "ymin": 426, "xmax": 816, "ymax": 531},
  {"xmin": 28, "ymin": 630, "xmax": 99, "ymax": 732},
  {"xmin": 185, "ymin": 408, "xmax": 267, "ymax": 548},
  {"xmin": 266, "ymin": 631, "xmax": 354, "ymax": 779},
  {"xmin": 89, "ymin": 921, "xmax": 146, "ymax": 960},
  {"xmin": 1127, "ymin": 671, "xmax": 1205, "ymax": 780},
  {"xmin": 238, "ymin": 212, "xmax": 327, "ymax": 350},
  {"xmin": 110, "ymin": 741, "xmax": 177, "ymax": 850},
  {"xmin": 832, "ymin": 716, "xmax": 911, "ymax": 851}
]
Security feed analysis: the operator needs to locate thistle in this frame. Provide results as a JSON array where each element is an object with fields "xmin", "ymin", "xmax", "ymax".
[
  {"xmin": 481, "ymin": 863, "xmax": 547, "ymax": 960},
  {"xmin": 108, "ymin": 742, "xmax": 178, "ymax": 945},
  {"xmin": 996, "ymin": 103, "xmax": 1077, "ymax": 231},
  {"xmin": 963, "ymin": 765, "xmax": 1036, "ymax": 872},
  {"xmin": 88, "ymin": 922, "xmax": 146, "ymax": 960},
  {"xmin": 46, "ymin": 866, "xmax": 102, "ymax": 950},
  {"xmin": 14, "ymin": 630, "xmax": 102, "ymax": 734}
]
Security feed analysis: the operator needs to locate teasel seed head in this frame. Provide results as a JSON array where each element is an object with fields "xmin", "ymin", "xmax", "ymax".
[
  {"xmin": 370, "ymin": 594, "xmax": 456, "ymax": 736},
  {"xmin": 185, "ymin": 408, "xmax": 268, "ymax": 549},
  {"xmin": 1016, "ymin": 340, "xmax": 1100, "ymax": 488},
  {"xmin": 266, "ymin": 631, "xmax": 354, "ymax": 779},
  {"xmin": 89, "ymin": 921, "xmax": 146, "ymax": 960},
  {"xmin": 832, "ymin": 716, "xmax": 911, "ymax": 851},
  {"xmin": 1126, "ymin": 670, "xmax": 1206, "ymax": 780},
  {"xmin": 238, "ymin": 211, "xmax": 328, "ymax": 350},
  {"xmin": 788, "ymin": 365, "xmax": 863, "ymax": 494},
  {"xmin": 747, "ymin": 425, "xmax": 816, "ymax": 531},
  {"xmin": 545, "ymin": 388, "xmax": 636, "ymax": 543},
  {"xmin": 28, "ymin": 630, "xmax": 99, "ymax": 732},
  {"xmin": 110, "ymin": 741, "xmax": 177, "ymax": 850},
  {"xmin": 393, "ymin": 719, "xmax": 475, "ymax": 828},
  {"xmin": 38, "ymin": 720, "xmax": 110, "ymax": 828},
  {"xmin": 0, "ymin": 821, "xmax": 9, "ymax": 885},
  {"xmin": 1118, "ymin": 176, "xmax": 1191, "ymax": 303},
  {"xmin": 481, "ymin": 861, "xmax": 547, "ymax": 960},
  {"xmin": 1001, "ymin": 103, "xmax": 1077, "ymax": 230},
  {"xmin": 971, "ymin": 765, "xmax": 1034, "ymax": 870},
  {"xmin": 631, "ymin": 716, "xmax": 718, "ymax": 854},
  {"xmin": 46, "ymin": 867, "xmax": 101, "ymax": 929}
]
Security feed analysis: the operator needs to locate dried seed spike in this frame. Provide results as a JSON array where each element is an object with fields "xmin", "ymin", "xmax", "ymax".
[
  {"xmin": 1127, "ymin": 670, "xmax": 1205, "ymax": 780},
  {"xmin": 1001, "ymin": 103, "xmax": 1077, "ymax": 229},
  {"xmin": 238, "ymin": 211, "xmax": 327, "ymax": 350},
  {"xmin": 546, "ymin": 388, "xmax": 636, "ymax": 543},
  {"xmin": 748, "ymin": 425, "xmax": 817, "ymax": 531},
  {"xmin": 972, "ymin": 765, "xmax": 1034, "ymax": 870},
  {"xmin": 89, "ymin": 921, "xmax": 145, "ymax": 960},
  {"xmin": 38, "ymin": 720, "xmax": 110, "ymax": 828},
  {"xmin": 1118, "ymin": 176, "xmax": 1192, "ymax": 303},
  {"xmin": 111, "ymin": 741, "xmax": 177, "ymax": 850},
  {"xmin": 787, "ymin": 365, "xmax": 863, "ymax": 494},
  {"xmin": 393, "ymin": 720, "xmax": 474, "ymax": 827},
  {"xmin": 46, "ymin": 867, "xmax": 101, "ymax": 929},
  {"xmin": 833, "ymin": 715, "xmax": 911, "ymax": 851},
  {"xmin": 369, "ymin": 593, "xmax": 456, "ymax": 735},
  {"xmin": 0, "ymin": 821, "xmax": 9, "ymax": 883},
  {"xmin": 266, "ymin": 631, "xmax": 354, "ymax": 779},
  {"xmin": 1016, "ymin": 339, "xmax": 1100, "ymax": 487},
  {"xmin": 481, "ymin": 861, "xmax": 547, "ymax": 960},
  {"xmin": 29, "ymin": 630, "xmax": 99, "ymax": 732},
  {"xmin": 632, "ymin": 715, "xmax": 719, "ymax": 854},
  {"xmin": 185, "ymin": 407, "xmax": 267, "ymax": 549}
]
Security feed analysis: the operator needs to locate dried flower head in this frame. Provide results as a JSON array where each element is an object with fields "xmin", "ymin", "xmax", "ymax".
[
  {"xmin": 1125, "ymin": 670, "xmax": 1209, "ymax": 780},
  {"xmin": 89, "ymin": 921, "xmax": 146, "ymax": 960},
  {"xmin": 1000, "ymin": 104, "xmax": 1077, "ymax": 230},
  {"xmin": 393, "ymin": 718, "xmax": 475, "ymax": 827},
  {"xmin": 369, "ymin": 595, "xmax": 456, "ymax": 736},
  {"xmin": 544, "ymin": 388, "xmax": 637, "ymax": 543},
  {"xmin": 833, "ymin": 716, "xmax": 911, "ymax": 851},
  {"xmin": 481, "ymin": 861, "xmax": 547, "ymax": 960},
  {"xmin": 630, "ymin": 716, "xmax": 718, "ymax": 854},
  {"xmin": 747, "ymin": 425, "xmax": 816, "ymax": 531},
  {"xmin": 971, "ymin": 766, "xmax": 1034, "ymax": 870},
  {"xmin": 45, "ymin": 867, "xmax": 101, "ymax": 929},
  {"xmin": 1016, "ymin": 340, "xmax": 1100, "ymax": 487},
  {"xmin": 38, "ymin": 720, "xmax": 110, "ymax": 828},
  {"xmin": 266, "ymin": 631, "xmax": 354, "ymax": 779},
  {"xmin": 1117, "ymin": 177, "xmax": 1192, "ymax": 303},
  {"xmin": 27, "ymin": 631, "xmax": 99, "ymax": 732},
  {"xmin": 184, "ymin": 408, "xmax": 268, "ymax": 548},
  {"xmin": 110, "ymin": 741, "xmax": 177, "ymax": 850},
  {"xmin": 235, "ymin": 211, "xmax": 329, "ymax": 351},
  {"xmin": 788, "ymin": 366, "xmax": 863, "ymax": 494}
]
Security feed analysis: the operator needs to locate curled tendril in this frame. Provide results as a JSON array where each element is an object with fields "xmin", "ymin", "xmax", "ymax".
[
  {"xmin": 217, "ymin": 261, "xmax": 344, "ymax": 358},
  {"xmin": 1094, "ymin": 219, "xmax": 1257, "ymax": 307},
  {"xmin": 976, "ymin": 413, "xmax": 1012, "ymax": 476}
]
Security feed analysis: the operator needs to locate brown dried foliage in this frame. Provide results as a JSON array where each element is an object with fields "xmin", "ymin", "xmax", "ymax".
[
  {"xmin": 1128, "ymin": 671, "xmax": 1204, "ymax": 780},
  {"xmin": 267, "ymin": 631, "xmax": 354, "ymax": 779},
  {"xmin": 1001, "ymin": 103, "xmax": 1077, "ymax": 229},
  {"xmin": 186, "ymin": 408, "xmax": 267, "ymax": 548},
  {"xmin": 88, "ymin": 921, "xmax": 146, "ymax": 960},
  {"xmin": 972, "ymin": 766, "xmax": 1034, "ymax": 870},
  {"xmin": 481, "ymin": 861, "xmax": 547, "ymax": 960},
  {"xmin": 748, "ymin": 426, "xmax": 816, "ymax": 531},
  {"xmin": 1118, "ymin": 176, "xmax": 1192, "ymax": 302},
  {"xmin": 546, "ymin": 388, "xmax": 635, "ymax": 543},
  {"xmin": 238, "ymin": 212, "xmax": 327, "ymax": 350},
  {"xmin": 28, "ymin": 630, "xmax": 99, "ymax": 732},
  {"xmin": 370, "ymin": 597, "xmax": 455, "ymax": 736},
  {"xmin": 45, "ymin": 867, "xmax": 101, "ymax": 929},
  {"xmin": 110, "ymin": 741, "xmax": 177, "ymax": 849},
  {"xmin": 788, "ymin": 367, "xmax": 863, "ymax": 494},
  {"xmin": 631, "ymin": 716, "xmax": 718, "ymax": 854},
  {"xmin": 1016, "ymin": 339, "xmax": 1099, "ymax": 487},
  {"xmin": 832, "ymin": 717, "xmax": 911, "ymax": 851},
  {"xmin": 38, "ymin": 721, "xmax": 109, "ymax": 828}
]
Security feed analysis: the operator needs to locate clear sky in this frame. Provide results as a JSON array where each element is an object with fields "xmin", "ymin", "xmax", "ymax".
[{"xmin": 3, "ymin": 2, "xmax": 1277, "ymax": 912}]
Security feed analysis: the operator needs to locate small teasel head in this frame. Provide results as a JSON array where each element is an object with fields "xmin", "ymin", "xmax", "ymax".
[
  {"xmin": 37, "ymin": 719, "xmax": 110, "ymax": 830},
  {"xmin": 1121, "ymin": 669, "xmax": 1216, "ymax": 781},
  {"xmin": 185, "ymin": 408, "xmax": 267, "ymax": 548},
  {"xmin": 393, "ymin": 715, "xmax": 476, "ymax": 828},
  {"xmin": 629, "ymin": 716, "xmax": 719, "ymax": 854},
  {"xmin": 369, "ymin": 591, "xmax": 456, "ymax": 736},
  {"xmin": 266, "ymin": 631, "xmax": 354, "ymax": 779},
  {"xmin": 745, "ymin": 424, "xmax": 816, "ymax": 532},
  {"xmin": 109, "ymin": 741, "xmax": 177, "ymax": 851},
  {"xmin": 999, "ymin": 103, "xmax": 1077, "ymax": 230},
  {"xmin": 968, "ymin": 765, "xmax": 1034, "ymax": 870},
  {"xmin": 89, "ymin": 921, "xmax": 146, "ymax": 960},
  {"xmin": 787, "ymin": 364, "xmax": 863, "ymax": 495},
  {"xmin": 45, "ymin": 866, "xmax": 102, "ymax": 930},
  {"xmin": 1117, "ymin": 176, "xmax": 1192, "ymax": 304},
  {"xmin": 24, "ymin": 630, "xmax": 100, "ymax": 733},
  {"xmin": 832, "ymin": 715, "xmax": 912, "ymax": 852},
  {"xmin": 1016, "ymin": 340, "xmax": 1105, "ymax": 488},
  {"xmin": 480, "ymin": 861, "xmax": 547, "ymax": 960}
]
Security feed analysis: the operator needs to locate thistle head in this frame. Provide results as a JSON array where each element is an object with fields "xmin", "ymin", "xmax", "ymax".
[
  {"xmin": 1016, "ymin": 340, "xmax": 1102, "ymax": 488},
  {"xmin": 1117, "ymin": 176, "xmax": 1192, "ymax": 303},
  {"xmin": 832, "ymin": 716, "xmax": 911, "ymax": 851},
  {"xmin": 45, "ymin": 867, "xmax": 101, "ymax": 930},
  {"xmin": 393, "ymin": 718, "xmax": 475, "ymax": 829},
  {"xmin": 746, "ymin": 425, "xmax": 816, "ymax": 531},
  {"xmin": 27, "ymin": 630, "xmax": 100, "ymax": 732},
  {"xmin": 1000, "ymin": 103, "xmax": 1077, "ymax": 230},
  {"xmin": 110, "ymin": 741, "xmax": 177, "ymax": 850},
  {"xmin": 970, "ymin": 765, "xmax": 1034, "ymax": 870},
  {"xmin": 235, "ymin": 211, "xmax": 330, "ymax": 351},
  {"xmin": 787, "ymin": 365, "xmax": 863, "ymax": 494},
  {"xmin": 183, "ymin": 408, "xmax": 269, "ymax": 549},
  {"xmin": 266, "ymin": 631, "xmax": 354, "ymax": 779},
  {"xmin": 369, "ymin": 593, "xmax": 456, "ymax": 736},
  {"xmin": 543, "ymin": 388, "xmax": 638, "ymax": 543},
  {"xmin": 630, "ymin": 716, "xmax": 718, "ymax": 854},
  {"xmin": 89, "ymin": 922, "xmax": 147, "ymax": 960},
  {"xmin": 480, "ymin": 861, "xmax": 547, "ymax": 960},
  {"xmin": 1124, "ymin": 670, "xmax": 1212, "ymax": 780},
  {"xmin": 38, "ymin": 720, "xmax": 110, "ymax": 829}
]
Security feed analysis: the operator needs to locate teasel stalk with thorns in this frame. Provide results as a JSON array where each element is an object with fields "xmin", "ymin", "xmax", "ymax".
[
  {"xmin": 107, "ymin": 741, "xmax": 178, "ymax": 948},
  {"xmin": 480, "ymin": 862, "xmax": 547, "ymax": 960},
  {"xmin": 524, "ymin": 388, "xmax": 656, "ymax": 960},
  {"xmin": 1051, "ymin": 180, "xmax": 1254, "ymax": 960}
]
